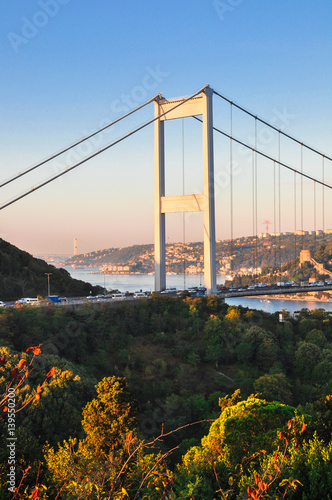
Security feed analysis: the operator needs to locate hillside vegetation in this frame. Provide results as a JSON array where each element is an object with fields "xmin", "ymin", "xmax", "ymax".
[
  {"xmin": 0, "ymin": 296, "xmax": 332, "ymax": 498},
  {"xmin": 0, "ymin": 239, "xmax": 104, "ymax": 300}
]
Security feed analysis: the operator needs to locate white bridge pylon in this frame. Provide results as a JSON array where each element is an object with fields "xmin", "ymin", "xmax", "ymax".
[{"xmin": 154, "ymin": 85, "xmax": 217, "ymax": 294}]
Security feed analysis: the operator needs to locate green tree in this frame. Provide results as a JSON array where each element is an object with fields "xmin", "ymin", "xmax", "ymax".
[
  {"xmin": 254, "ymin": 372, "xmax": 293, "ymax": 405},
  {"xmin": 45, "ymin": 376, "xmax": 139, "ymax": 498},
  {"xmin": 280, "ymin": 434, "xmax": 332, "ymax": 499},
  {"xmin": 294, "ymin": 342, "xmax": 322, "ymax": 381},
  {"xmin": 174, "ymin": 393, "xmax": 297, "ymax": 499},
  {"xmin": 305, "ymin": 328, "xmax": 327, "ymax": 348},
  {"xmin": 81, "ymin": 376, "xmax": 138, "ymax": 462}
]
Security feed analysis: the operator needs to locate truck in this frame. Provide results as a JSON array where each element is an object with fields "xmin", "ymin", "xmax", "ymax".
[{"xmin": 47, "ymin": 295, "xmax": 61, "ymax": 303}]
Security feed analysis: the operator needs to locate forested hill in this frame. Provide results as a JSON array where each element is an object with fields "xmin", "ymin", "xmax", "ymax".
[
  {"xmin": 0, "ymin": 239, "xmax": 103, "ymax": 300},
  {"xmin": 1, "ymin": 296, "xmax": 332, "ymax": 497}
]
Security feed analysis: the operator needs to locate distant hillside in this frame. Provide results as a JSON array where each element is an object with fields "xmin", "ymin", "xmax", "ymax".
[
  {"xmin": 65, "ymin": 233, "xmax": 332, "ymax": 275},
  {"xmin": 66, "ymin": 244, "xmax": 154, "ymax": 267},
  {"xmin": 0, "ymin": 239, "xmax": 104, "ymax": 300},
  {"xmin": 66, "ymin": 244, "xmax": 154, "ymax": 268}
]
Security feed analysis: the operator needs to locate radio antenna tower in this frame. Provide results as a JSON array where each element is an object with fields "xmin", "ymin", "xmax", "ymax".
[
  {"xmin": 263, "ymin": 220, "xmax": 271, "ymax": 234},
  {"xmin": 263, "ymin": 220, "xmax": 271, "ymax": 246}
]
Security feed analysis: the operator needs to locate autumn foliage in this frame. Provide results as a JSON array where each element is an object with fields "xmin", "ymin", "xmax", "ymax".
[{"xmin": 1, "ymin": 344, "xmax": 55, "ymax": 419}]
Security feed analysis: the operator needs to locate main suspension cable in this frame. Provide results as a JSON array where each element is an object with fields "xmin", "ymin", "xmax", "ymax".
[
  {"xmin": 0, "ymin": 86, "xmax": 209, "ymax": 211},
  {"xmin": 0, "ymin": 94, "xmax": 160, "ymax": 190},
  {"xmin": 213, "ymin": 89, "xmax": 332, "ymax": 163},
  {"xmin": 192, "ymin": 116, "xmax": 332, "ymax": 190}
]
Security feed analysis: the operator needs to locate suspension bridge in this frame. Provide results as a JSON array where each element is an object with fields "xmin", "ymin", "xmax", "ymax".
[{"xmin": 1, "ymin": 85, "xmax": 332, "ymax": 296}]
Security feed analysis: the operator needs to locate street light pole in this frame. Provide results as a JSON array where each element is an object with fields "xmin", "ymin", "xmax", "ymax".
[{"xmin": 45, "ymin": 273, "xmax": 52, "ymax": 296}]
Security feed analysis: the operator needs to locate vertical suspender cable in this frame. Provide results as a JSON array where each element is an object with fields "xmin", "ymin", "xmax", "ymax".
[
  {"xmin": 278, "ymin": 132, "xmax": 281, "ymax": 270},
  {"xmin": 252, "ymin": 148, "xmax": 255, "ymax": 280},
  {"xmin": 273, "ymin": 159, "xmax": 276, "ymax": 268},
  {"xmin": 301, "ymin": 144, "xmax": 304, "ymax": 250},
  {"xmin": 182, "ymin": 118, "xmax": 186, "ymax": 291},
  {"xmin": 322, "ymin": 155, "xmax": 325, "ymax": 242},
  {"xmin": 314, "ymin": 180, "xmax": 317, "ymax": 252},
  {"xmin": 294, "ymin": 169, "xmax": 297, "ymax": 262},
  {"xmin": 255, "ymin": 118, "xmax": 258, "ymax": 281},
  {"xmin": 230, "ymin": 102, "xmax": 234, "ymax": 272}
]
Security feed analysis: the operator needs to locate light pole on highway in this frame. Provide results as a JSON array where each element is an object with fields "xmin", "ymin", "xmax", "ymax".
[{"xmin": 45, "ymin": 273, "xmax": 52, "ymax": 297}]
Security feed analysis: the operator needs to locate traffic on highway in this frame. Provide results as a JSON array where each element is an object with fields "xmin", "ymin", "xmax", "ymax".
[{"xmin": 1, "ymin": 280, "xmax": 332, "ymax": 308}]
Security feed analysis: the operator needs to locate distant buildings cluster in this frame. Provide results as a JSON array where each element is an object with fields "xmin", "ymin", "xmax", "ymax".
[
  {"xmin": 258, "ymin": 229, "xmax": 327, "ymax": 238},
  {"xmin": 41, "ymin": 230, "xmax": 332, "ymax": 278}
]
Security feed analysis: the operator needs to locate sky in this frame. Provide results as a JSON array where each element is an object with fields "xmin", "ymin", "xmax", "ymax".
[{"xmin": 1, "ymin": 0, "xmax": 332, "ymax": 256}]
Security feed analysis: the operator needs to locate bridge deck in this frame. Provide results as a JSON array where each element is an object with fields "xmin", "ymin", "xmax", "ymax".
[{"xmin": 219, "ymin": 285, "xmax": 332, "ymax": 299}]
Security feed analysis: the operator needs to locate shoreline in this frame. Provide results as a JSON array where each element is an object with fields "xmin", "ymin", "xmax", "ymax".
[{"xmin": 245, "ymin": 294, "xmax": 332, "ymax": 303}]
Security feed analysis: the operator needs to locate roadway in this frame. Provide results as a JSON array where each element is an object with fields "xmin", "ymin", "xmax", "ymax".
[
  {"xmin": 2, "ymin": 284, "xmax": 332, "ymax": 309},
  {"xmin": 218, "ymin": 284, "xmax": 332, "ymax": 298}
]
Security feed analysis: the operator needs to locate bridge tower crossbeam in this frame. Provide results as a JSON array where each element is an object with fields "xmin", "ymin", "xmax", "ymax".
[{"xmin": 154, "ymin": 85, "xmax": 217, "ymax": 294}]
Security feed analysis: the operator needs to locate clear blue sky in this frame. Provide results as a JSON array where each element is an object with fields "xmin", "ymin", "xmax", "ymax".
[{"xmin": 1, "ymin": 0, "xmax": 332, "ymax": 255}]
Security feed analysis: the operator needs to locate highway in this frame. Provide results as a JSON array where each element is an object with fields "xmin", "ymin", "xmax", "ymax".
[
  {"xmin": 2, "ymin": 283, "xmax": 332, "ymax": 309},
  {"xmin": 217, "ymin": 284, "xmax": 332, "ymax": 298}
]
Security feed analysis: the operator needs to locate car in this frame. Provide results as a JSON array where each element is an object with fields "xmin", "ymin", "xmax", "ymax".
[
  {"xmin": 112, "ymin": 293, "xmax": 126, "ymax": 300},
  {"xmin": 0, "ymin": 301, "xmax": 5, "ymax": 307},
  {"xmin": 17, "ymin": 298, "xmax": 40, "ymax": 306},
  {"xmin": 133, "ymin": 292, "xmax": 146, "ymax": 298}
]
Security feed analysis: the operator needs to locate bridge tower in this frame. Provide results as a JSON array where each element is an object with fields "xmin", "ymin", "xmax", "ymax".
[{"xmin": 154, "ymin": 85, "xmax": 217, "ymax": 294}]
